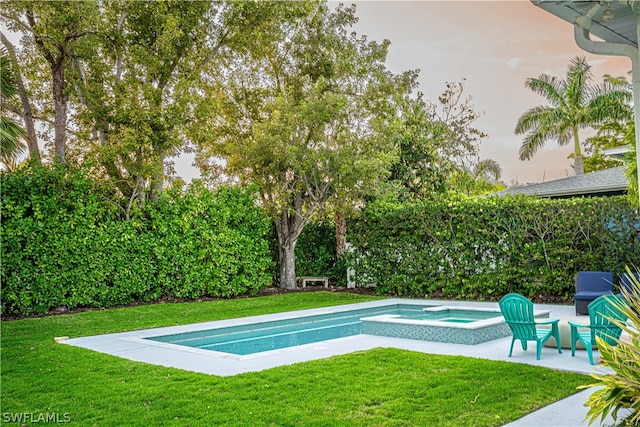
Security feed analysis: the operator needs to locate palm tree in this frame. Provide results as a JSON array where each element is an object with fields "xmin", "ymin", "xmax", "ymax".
[
  {"xmin": 515, "ymin": 56, "xmax": 632, "ymax": 175},
  {"xmin": 1, "ymin": 47, "xmax": 26, "ymax": 168}
]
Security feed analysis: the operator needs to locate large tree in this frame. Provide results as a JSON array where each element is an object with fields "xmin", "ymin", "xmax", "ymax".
[
  {"xmin": 2, "ymin": 1, "xmax": 286, "ymax": 202},
  {"xmin": 515, "ymin": 56, "xmax": 632, "ymax": 175},
  {"xmin": 387, "ymin": 93, "xmax": 451, "ymax": 201},
  {"xmin": 71, "ymin": 0, "xmax": 212, "ymax": 201},
  {"xmin": 387, "ymin": 80, "xmax": 498, "ymax": 201},
  {"xmin": 1, "ymin": 1, "xmax": 99, "ymax": 165},
  {"xmin": 196, "ymin": 2, "xmax": 411, "ymax": 289}
]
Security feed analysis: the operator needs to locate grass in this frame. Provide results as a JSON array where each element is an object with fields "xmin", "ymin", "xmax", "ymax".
[{"xmin": 2, "ymin": 292, "xmax": 590, "ymax": 426}]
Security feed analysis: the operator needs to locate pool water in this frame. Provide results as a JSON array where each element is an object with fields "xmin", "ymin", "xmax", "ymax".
[
  {"xmin": 147, "ymin": 304, "xmax": 431, "ymax": 355},
  {"xmin": 416, "ymin": 308, "xmax": 501, "ymax": 323}
]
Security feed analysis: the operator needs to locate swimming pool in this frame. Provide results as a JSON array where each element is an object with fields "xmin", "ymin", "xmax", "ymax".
[
  {"xmin": 146, "ymin": 304, "xmax": 432, "ymax": 355},
  {"xmin": 145, "ymin": 303, "xmax": 532, "ymax": 353},
  {"xmin": 61, "ymin": 299, "xmax": 560, "ymax": 376}
]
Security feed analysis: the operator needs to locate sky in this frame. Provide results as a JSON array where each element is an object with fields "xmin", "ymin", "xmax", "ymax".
[{"xmin": 339, "ymin": 0, "xmax": 633, "ymax": 185}]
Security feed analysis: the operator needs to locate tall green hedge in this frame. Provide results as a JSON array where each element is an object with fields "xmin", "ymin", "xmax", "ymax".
[
  {"xmin": 4, "ymin": 166, "xmax": 638, "ymax": 314},
  {"xmin": 348, "ymin": 196, "xmax": 640, "ymax": 301},
  {"xmin": 1, "ymin": 166, "xmax": 273, "ymax": 315}
]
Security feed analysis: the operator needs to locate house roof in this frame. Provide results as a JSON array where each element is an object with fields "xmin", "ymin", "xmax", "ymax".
[
  {"xmin": 603, "ymin": 145, "xmax": 632, "ymax": 159},
  {"xmin": 532, "ymin": 1, "xmax": 638, "ymax": 47},
  {"xmin": 492, "ymin": 167, "xmax": 628, "ymax": 198}
]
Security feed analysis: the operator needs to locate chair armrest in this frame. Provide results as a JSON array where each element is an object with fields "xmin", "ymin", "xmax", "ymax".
[
  {"xmin": 535, "ymin": 319, "xmax": 559, "ymax": 326},
  {"xmin": 568, "ymin": 321, "xmax": 589, "ymax": 329}
]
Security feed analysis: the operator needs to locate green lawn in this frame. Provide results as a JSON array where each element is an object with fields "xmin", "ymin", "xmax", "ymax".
[{"xmin": 2, "ymin": 292, "xmax": 590, "ymax": 426}]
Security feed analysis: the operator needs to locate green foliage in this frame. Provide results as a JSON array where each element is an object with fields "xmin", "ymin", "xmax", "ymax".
[
  {"xmin": 622, "ymin": 123, "xmax": 638, "ymax": 208},
  {"xmin": 388, "ymin": 80, "xmax": 501, "ymax": 201},
  {"xmin": 583, "ymin": 121, "xmax": 628, "ymax": 173},
  {"xmin": 295, "ymin": 221, "xmax": 347, "ymax": 286},
  {"xmin": 1, "ymin": 166, "xmax": 273, "ymax": 315},
  {"xmin": 0, "ymin": 46, "xmax": 26, "ymax": 166},
  {"xmin": 388, "ymin": 94, "xmax": 450, "ymax": 200},
  {"xmin": 144, "ymin": 182, "xmax": 273, "ymax": 299},
  {"xmin": 2, "ymin": 0, "xmax": 288, "ymax": 198},
  {"xmin": 199, "ymin": 1, "xmax": 410, "ymax": 288},
  {"xmin": 582, "ymin": 266, "xmax": 640, "ymax": 426},
  {"xmin": 348, "ymin": 195, "xmax": 639, "ymax": 300},
  {"xmin": 516, "ymin": 56, "xmax": 632, "ymax": 175},
  {"xmin": 1, "ymin": 164, "xmax": 120, "ymax": 313}
]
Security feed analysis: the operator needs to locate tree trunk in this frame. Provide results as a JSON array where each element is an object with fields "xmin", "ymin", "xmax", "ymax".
[
  {"xmin": 573, "ymin": 126, "xmax": 583, "ymax": 175},
  {"xmin": 149, "ymin": 151, "xmax": 164, "ymax": 201},
  {"xmin": 335, "ymin": 209, "xmax": 347, "ymax": 258},
  {"xmin": 51, "ymin": 58, "xmax": 67, "ymax": 164},
  {"xmin": 574, "ymin": 155, "xmax": 584, "ymax": 175},
  {"xmin": 275, "ymin": 201, "xmax": 304, "ymax": 289},
  {"xmin": 278, "ymin": 237, "xmax": 298, "ymax": 290}
]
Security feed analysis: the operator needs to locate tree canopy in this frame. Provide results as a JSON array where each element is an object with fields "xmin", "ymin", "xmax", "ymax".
[
  {"xmin": 2, "ymin": 0, "xmax": 509, "ymax": 289},
  {"xmin": 1, "ymin": 0, "xmax": 290, "ymax": 201},
  {"xmin": 194, "ymin": 1, "xmax": 415, "ymax": 288}
]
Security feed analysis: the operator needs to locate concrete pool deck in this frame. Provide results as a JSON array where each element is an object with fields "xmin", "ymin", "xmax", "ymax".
[{"xmin": 62, "ymin": 298, "xmax": 630, "ymax": 426}]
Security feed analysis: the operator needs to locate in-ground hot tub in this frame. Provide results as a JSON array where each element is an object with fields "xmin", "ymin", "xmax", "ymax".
[{"xmin": 361, "ymin": 305, "xmax": 551, "ymax": 345}]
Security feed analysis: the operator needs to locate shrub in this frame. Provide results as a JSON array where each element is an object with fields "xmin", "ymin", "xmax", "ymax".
[
  {"xmin": 347, "ymin": 196, "xmax": 639, "ymax": 300},
  {"xmin": 1, "ymin": 166, "xmax": 273, "ymax": 315},
  {"xmin": 1, "ymin": 165, "xmax": 122, "ymax": 314},
  {"xmin": 145, "ymin": 182, "xmax": 273, "ymax": 299}
]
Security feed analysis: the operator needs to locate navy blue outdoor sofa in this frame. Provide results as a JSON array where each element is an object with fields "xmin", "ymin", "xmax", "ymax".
[{"xmin": 574, "ymin": 271, "xmax": 614, "ymax": 315}]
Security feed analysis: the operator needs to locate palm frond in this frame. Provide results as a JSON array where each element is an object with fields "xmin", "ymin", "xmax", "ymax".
[
  {"xmin": 0, "ymin": 48, "xmax": 27, "ymax": 164},
  {"xmin": 519, "ymin": 128, "xmax": 556, "ymax": 160},
  {"xmin": 0, "ymin": 117, "xmax": 26, "ymax": 158},
  {"xmin": 515, "ymin": 105, "xmax": 556, "ymax": 134},
  {"xmin": 586, "ymin": 85, "xmax": 633, "ymax": 123},
  {"xmin": 474, "ymin": 158, "xmax": 502, "ymax": 181},
  {"xmin": 524, "ymin": 74, "xmax": 565, "ymax": 107},
  {"xmin": 517, "ymin": 106, "xmax": 573, "ymax": 160},
  {"xmin": 0, "ymin": 48, "xmax": 19, "ymax": 99},
  {"xmin": 565, "ymin": 56, "xmax": 592, "ymax": 108}
]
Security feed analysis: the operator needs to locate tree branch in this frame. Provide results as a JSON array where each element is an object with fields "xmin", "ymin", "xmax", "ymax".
[
  {"xmin": 65, "ymin": 29, "xmax": 97, "ymax": 42},
  {"xmin": 25, "ymin": 10, "xmax": 57, "ymax": 64}
]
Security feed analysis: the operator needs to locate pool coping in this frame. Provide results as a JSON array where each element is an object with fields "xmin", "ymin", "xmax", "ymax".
[{"xmin": 61, "ymin": 298, "xmax": 607, "ymax": 377}]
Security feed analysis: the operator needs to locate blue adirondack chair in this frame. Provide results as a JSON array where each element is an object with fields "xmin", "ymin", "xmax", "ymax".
[
  {"xmin": 568, "ymin": 295, "xmax": 628, "ymax": 365},
  {"xmin": 499, "ymin": 293, "xmax": 562, "ymax": 360}
]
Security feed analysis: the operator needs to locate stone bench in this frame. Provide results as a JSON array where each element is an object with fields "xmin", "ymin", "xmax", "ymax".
[{"xmin": 300, "ymin": 276, "xmax": 329, "ymax": 288}]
